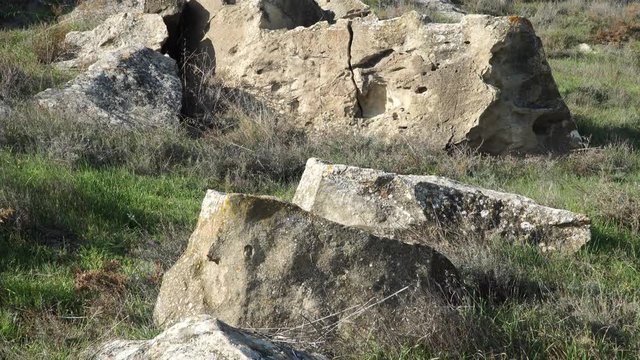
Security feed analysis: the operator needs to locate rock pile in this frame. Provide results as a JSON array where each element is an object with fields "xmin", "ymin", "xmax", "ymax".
[
  {"xmin": 21, "ymin": 1, "xmax": 595, "ymax": 356},
  {"xmin": 153, "ymin": 190, "xmax": 462, "ymax": 337},
  {"xmin": 96, "ymin": 158, "xmax": 591, "ymax": 358}
]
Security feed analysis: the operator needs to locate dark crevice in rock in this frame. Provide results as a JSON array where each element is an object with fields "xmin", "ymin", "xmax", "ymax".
[
  {"xmin": 167, "ymin": 1, "xmax": 216, "ymax": 131},
  {"xmin": 259, "ymin": 0, "xmax": 327, "ymax": 30},
  {"xmin": 352, "ymin": 49, "xmax": 394, "ymax": 69},
  {"xmin": 346, "ymin": 21, "xmax": 363, "ymax": 118},
  {"xmin": 160, "ymin": 11, "xmax": 184, "ymax": 59}
]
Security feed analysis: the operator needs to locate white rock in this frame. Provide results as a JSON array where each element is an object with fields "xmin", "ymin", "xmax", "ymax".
[
  {"xmin": 293, "ymin": 158, "xmax": 591, "ymax": 254},
  {"xmin": 90, "ymin": 315, "xmax": 326, "ymax": 359}
]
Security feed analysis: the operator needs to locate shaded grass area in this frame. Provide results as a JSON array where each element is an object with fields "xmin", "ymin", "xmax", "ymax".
[
  {"xmin": 0, "ymin": 0, "xmax": 639, "ymax": 358},
  {"xmin": 0, "ymin": 0, "xmax": 77, "ymax": 30},
  {"xmin": 0, "ymin": 152, "xmax": 202, "ymax": 358}
]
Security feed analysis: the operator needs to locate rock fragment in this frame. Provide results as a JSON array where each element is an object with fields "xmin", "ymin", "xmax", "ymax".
[
  {"xmin": 36, "ymin": 46, "xmax": 181, "ymax": 128},
  {"xmin": 65, "ymin": 0, "xmax": 186, "ymax": 23},
  {"xmin": 59, "ymin": 13, "xmax": 169, "ymax": 69},
  {"xmin": 154, "ymin": 190, "xmax": 462, "ymax": 344},
  {"xmin": 91, "ymin": 315, "xmax": 326, "ymax": 360},
  {"xmin": 293, "ymin": 158, "xmax": 591, "ymax": 253},
  {"xmin": 316, "ymin": 0, "xmax": 371, "ymax": 19}
]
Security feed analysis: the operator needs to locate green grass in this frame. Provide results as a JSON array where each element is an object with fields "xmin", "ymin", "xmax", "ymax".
[
  {"xmin": 0, "ymin": 152, "xmax": 204, "ymax": 358},
  {"xmin": 1, "ymin": 0, "xmax": 640, "ymax": 358}
]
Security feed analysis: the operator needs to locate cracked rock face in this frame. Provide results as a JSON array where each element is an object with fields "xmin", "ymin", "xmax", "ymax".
[
  {"xmin": 36, "ymin": 46, "xmax": 181, "ymax": 128},
  {"xmin": 154, "ymin": 190, "xmax": 461, "ymax": 344},
  {"xmin": 293, "ymin": 158, "xmax": 591, "ymax": 254},
  {"xmin": 190, "ymin": 0, "xmax": 579, "ymax": 154},
  {"xmin": 58, "ymin": 13, "xmax": 168, "ymax": 69},
  {"xmin": 90, "ymin": 315, "xmax": 326, "ymax": 360}
]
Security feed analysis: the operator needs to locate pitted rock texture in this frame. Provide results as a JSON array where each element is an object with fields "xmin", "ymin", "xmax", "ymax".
[
  {"xmin": 189, "ymin": 0, "xmax": 579, "ymax": 154},
  {"xmin": 90, "ymin": 315, "xmax": 326, "ymax": 360},
  {"xmin": 36, "ymin": 46, "xmax": 181, "ymax": 128},
  {"xmin": 154, "ymin": 190, "xmax": 461, "ymax": 343},
  {"xmin": 58, "ymin": 13, "xmax": 168, "ymax": 69},
  {"xmin": 293, "ymin": 158, "xmax": 591, "ymax": 254}
]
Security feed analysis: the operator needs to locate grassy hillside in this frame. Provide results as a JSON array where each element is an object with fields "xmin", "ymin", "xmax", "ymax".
[{"xmin": 1, "ymin": 1, "xmax": 639, "ymax": 358}]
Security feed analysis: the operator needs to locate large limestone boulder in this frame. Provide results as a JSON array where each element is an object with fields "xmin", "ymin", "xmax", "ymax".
[
  {"xmin": 189, "ymin": 0, "xmax": 580, "ymax": 154},
  {"xmin": 154, "ymin": 190, "xmax": 461, "ymax": 344},
  {"xmin": 58, "ymin": 13, "xmax": 169, "ymax": 69},
  {"xmin": 90, "ymin": 315, "xmax": 326, "ymax": 359},
  {"xmin": 36, "ymin": 46, "xmax": 181, "ymax": 128},
  {"xmin": 293, "ymin": 158, "xmax": 591, "ymax": 254}
]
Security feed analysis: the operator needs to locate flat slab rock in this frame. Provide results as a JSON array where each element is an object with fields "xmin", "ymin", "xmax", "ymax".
[
  {"xmin": 90, "ymin": 315, "xmax": 326, "ymax": 360},
  {"xmin": 36, "ymin": 46, "xmax": 181, "ymax": 128},
  {"xmin": 293, "ymin": 158, "xmax": 591, "ymax": 254},
  {"xmin": 154, "ymin": 190, "xmax": 461, "ymax": 344},
  {"xmin": 58, "ymin": 12, "xmax": 169, "ymax": 69}
]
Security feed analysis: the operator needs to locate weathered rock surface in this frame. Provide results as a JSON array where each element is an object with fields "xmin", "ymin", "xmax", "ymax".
[
  {"xmin": 36, "ymin": 46, "xmax": 181, "ymax": 128},
  {"xmin": 316, "ymin": 0, "xmax": 371, "ymax": 19},
  {"xmin": 59, "ymin": 13, "xmax": 168, "ymax": 69},
  {"xmin": 154, "ymin": 190, "xmax": 461, "ymax": 343},
  {"xmin": 191, "ymin": 0, "xmax": 579, "ymax": 154},
  {"xmin": 65, "ymin": 0, "xmax": 186, "ymax": 22},
  {"xmin": 90, "ymin": 315, "xmax": 326, "ymax": 360},
  {"xmin": 413, "ymin": 0, "xmax": 466, "ymax": 21},
  {"xmin": 293, "ymin": 158, "xmax": 591, "ymax": 253}
]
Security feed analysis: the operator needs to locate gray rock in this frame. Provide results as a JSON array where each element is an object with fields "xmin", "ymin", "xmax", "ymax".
[
  {"xmin": 413, "ymin": 0, "xmax": 466, "ymax": 21},
  {"xmin": 90, "ymin": 315, "xmax": 326, "ymax": 360},
  {"xmin": 36, "ymin": 46, "xmax": 181, "ymax": 128},
  {"xmin": 154, "ymin": 190, "xmax": 461, "ymax": 344},
  {"xmin": 65, "ymin": 0, "xmax": 186, "ymax": 23},
  {"xmin": 293, "ymin": 158, "xmax": 591, "ymax": 254},
  {"xmin": 59, "ymin": 13, "xmax": 169, "ymax": 69}
]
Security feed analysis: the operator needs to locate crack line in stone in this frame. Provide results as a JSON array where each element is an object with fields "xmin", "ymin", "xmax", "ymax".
[{"xmin": 346, "ymin": 20, "xmax": 363, "ymax": 119}]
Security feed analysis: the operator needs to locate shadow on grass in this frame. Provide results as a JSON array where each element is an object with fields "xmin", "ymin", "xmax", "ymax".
[
  {"xmin": 584, "ymin": 224, "xmax": 640, "ymax": 259},
  {"xmin": 0, "ymin": 163, "xmax": 200, "ymax": 273},
  {"xmin": 466, "ymin": 270, "xmax": 553, "ymax": 305},
  {"xmin": 577, "ymin": 114, "xmax": 640, "ymax": 149},
  {"xmin": 0, "ymin": 1, "xmax": 76, "ymax": 30}
]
